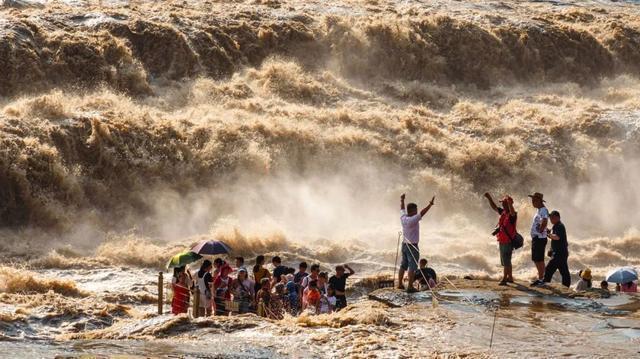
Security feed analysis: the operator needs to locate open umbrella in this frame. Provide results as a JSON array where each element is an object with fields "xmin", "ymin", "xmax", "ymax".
[
  {"xmin": 167, "ymin": 251, "xmax": 202, "ymax": 269},
  {"xmin": 190, "ymin": 240, "xmax": 232, "ymax": 256},
  {"xmin": 605, "ymin": 267, "xmax": 638, "ymax": 284}
]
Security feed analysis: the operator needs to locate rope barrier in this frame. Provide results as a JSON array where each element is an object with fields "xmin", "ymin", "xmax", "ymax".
[
  {"xmin": 399, "ymin": 233, "xmax": 440, "ymax": 307},
  {"xmin": 402, "ymin": 236, "xmax": 488, "ymax": 312},
  {"xmin": 400, "ymin": 232, "xmax": 499, "ymax": 349}
]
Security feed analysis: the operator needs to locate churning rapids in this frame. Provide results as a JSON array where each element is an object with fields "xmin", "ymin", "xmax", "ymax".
[{"xmin": 1, "ymin": 0, "xmax": 640, "ymax": 357}]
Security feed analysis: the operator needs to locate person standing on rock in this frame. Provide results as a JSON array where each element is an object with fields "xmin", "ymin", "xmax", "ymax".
[
  {"xmin": 484, "ymin": 193, "xmax": 517, "ymax": 286},
  {"xmin": 529, "ymin": 192, "xmax": 549, "ymax": 287},
  {"xmin": 542, "ymin": 210, "xmax": 571, "ymax": 287},
  {"xmin": 399, "ymin": 193, "xmax": 435, "ymax": 293}
]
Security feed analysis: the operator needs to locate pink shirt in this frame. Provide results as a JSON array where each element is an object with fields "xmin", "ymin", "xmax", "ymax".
[{"xmin": 621, "ymin": 282, "xmax": 638, "ymax": 293}]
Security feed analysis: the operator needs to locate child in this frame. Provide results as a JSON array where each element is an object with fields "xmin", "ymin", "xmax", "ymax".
[
  {"xmin": 304, "ymin": 280, "xmax": 321, "ymax": 312},
  {"xmin": 600, "ymin": 280, "xmax": 609, "ymax": 292},
  {"xmin": 285, "ymin": 274, "xmax": 299, "ymax": 315},
  {"xmin": 574, "ymin": 269, "xmax": 592, "ymax": 291},
  {"xmin": 319, "ymin": 285, "xmax": 337, "ymax": 314},
  {"xmin": 318, "ymin": 272, "xmax": 329, "ymax": 295}
]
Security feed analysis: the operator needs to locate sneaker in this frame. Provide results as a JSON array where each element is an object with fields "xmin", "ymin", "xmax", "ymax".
[
  {"xmin": 530, "ymin": 279, "xmax": 543, "ymax": 287},
  {"xmin": 499, "ymin": 280, "xmax": 508, "ymax": 286},
  {"xmin": 406, "ymin": 287, "xmax": 418, "ymax": 294}
]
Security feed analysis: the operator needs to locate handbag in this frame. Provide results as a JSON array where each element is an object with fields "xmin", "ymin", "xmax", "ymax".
[{"xmin": 500, "ymin": 219, "xmax": 524, "ymax": 250}]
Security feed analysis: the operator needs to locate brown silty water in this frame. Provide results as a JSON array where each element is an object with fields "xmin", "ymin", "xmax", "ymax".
[{"xmin": 1, "ymin": 0, "xmax": 640, "ymax": 357}]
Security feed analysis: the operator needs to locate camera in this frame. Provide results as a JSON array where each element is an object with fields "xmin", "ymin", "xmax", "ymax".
[{"xmin": 492, "ymin": 227, "xmax": 500, "ymax": 236}]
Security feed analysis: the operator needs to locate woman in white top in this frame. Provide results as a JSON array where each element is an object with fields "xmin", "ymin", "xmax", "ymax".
[{"xmin": 196, "ymin": 260, "xmax": 214, "ymax": 316}]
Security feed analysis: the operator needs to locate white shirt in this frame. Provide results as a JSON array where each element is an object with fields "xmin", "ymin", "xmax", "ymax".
[
  {"xmin": 320, "ymin": 295, "xmax": 336, "ymax": 314},
  {"xmin": 531, "ymin": 207, "xmax": 549, "ymax": 238},
  {"xmin": 401, "ymin": 209, "xmax": 423, "ymax": 244},
  {"xmin": 301, "ymin": 274, "xmax": 318, "ymax": 289}
]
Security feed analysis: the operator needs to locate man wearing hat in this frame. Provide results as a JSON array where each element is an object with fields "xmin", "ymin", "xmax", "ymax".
[{"xmin": 529, "ymin": 192, "xmax": 549, "ymax": 286}]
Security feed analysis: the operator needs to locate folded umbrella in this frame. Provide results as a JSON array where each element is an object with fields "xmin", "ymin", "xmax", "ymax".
[
  {"xmin": 605, "ymin": 267, "xmax": 638, "ymax": 284},
  {"xmin": 167, "ymin": 251, "xmax": 202, "ymax": 269},
  {"xmin": 190, "ymin": 240, "xmax": 232, "ymax": 256}
]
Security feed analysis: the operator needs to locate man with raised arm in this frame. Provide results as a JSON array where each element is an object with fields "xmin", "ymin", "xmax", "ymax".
[{"xmin": 399, "ymin": 193, "xmax": 435, "ymax": 293}]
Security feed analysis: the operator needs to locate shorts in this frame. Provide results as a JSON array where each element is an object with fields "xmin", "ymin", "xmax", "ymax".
[
  {"xmin": 335, "ymin": 295, "xmax": 347, "ymax": 310},
  {"xmin": 400, "ymin": 243, "xmax": 420, "ymax": 272},
  {"xmin": 499, "ymin": 243, "xmax": 513, "ymax": 267},
  {"xmin": 531, "ymin": 237, "xmax": 548, "ymax": 262}
]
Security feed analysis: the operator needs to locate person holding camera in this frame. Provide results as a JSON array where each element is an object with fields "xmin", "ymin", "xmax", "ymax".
[
  {"xmin": 484, "ymin": 193, "xmax": 517, "ymax": 286},
  {"xmin": 543, "ymin": 210, "xmax": 570, "ymax": 287}
]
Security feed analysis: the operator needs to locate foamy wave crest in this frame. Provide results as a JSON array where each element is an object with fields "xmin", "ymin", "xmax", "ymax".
[
  {"xmin": 0, "ymin": 266, "xmax": 86, "ymax": 297},
  {"xmin": 2, "ymin": 2, "xmax": 640, "ymax": 95}
]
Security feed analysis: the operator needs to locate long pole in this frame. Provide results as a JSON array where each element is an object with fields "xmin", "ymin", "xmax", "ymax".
[
  {"xmin": 393, "ymin": 231, "xmax": 402, "ymax": 287},
  {"xmin": 193, "ymin": 287, "xmax": 200, "ymax": 318},
  {"xmin": 157, "ymin": 272, "xmax": 163, "ymax": 315},
  {"xmin": 489, "ymin": 305, "xmax": 498, "ymax": 349}
]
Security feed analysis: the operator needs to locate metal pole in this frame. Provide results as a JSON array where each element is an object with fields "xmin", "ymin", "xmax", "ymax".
[
  {"xmin": 393, "ymin": 231, "xmax": 402, "ymax": 287},
  {"xmin": 158, "ymin": 272, "xmax": 163, "ymax": 315},
  {"xmin": 489, "ymin": 305, "xmax": 498, "ymax": 349},
  {"xmin": 193, "ymin": 287, "xmax": 200, "ymax": 318}
]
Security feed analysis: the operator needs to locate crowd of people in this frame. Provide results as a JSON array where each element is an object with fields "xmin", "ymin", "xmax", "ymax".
[
  {"xmin": 170, "ymin": 256, "xmax": 356, "ymax": 318},
  {"xmin": 399, "ymin": 192, "xmax": 637, "ymax": 293},
  {"xmin": 170, "ymin": 191, "xmax": 636, "ymax": 317}
]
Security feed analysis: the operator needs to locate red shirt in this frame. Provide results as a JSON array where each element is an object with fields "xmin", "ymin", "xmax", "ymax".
[
  {"xmin": 213, "ymin": 275, "xmax": 232, "ymax": 300},
  {"xmin": 497, "ymin": 208, "xmax": 517, "ymax": 244}
]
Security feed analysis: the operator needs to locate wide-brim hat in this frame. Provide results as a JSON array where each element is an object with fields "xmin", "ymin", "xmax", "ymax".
[
  {"xmin": 581, "ymin": 268, "xmax": 592, "ymax": 281},
  {"xmin": 528, "ymin": 192, "xmax": 546, "ymax": 202}
]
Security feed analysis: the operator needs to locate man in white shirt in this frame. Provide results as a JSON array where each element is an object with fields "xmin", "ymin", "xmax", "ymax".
[
  {"xmin": 528, "ymin": 192, "xmax": 549, "ymax": 287},
  {"xmin": 399, "ymin": 193, "xmax": 435, "ymax": 293}
]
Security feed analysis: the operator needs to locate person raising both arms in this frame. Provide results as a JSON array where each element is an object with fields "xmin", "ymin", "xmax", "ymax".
[
  {"xmin": 399, "ymin": 193, "xmax": 435, "ymax": 293},
  {"xmin": 484, "ymin": 193, "xmax": 517, "ymax": 286},
  {"xmin": 528, "ymin": 192, "xmax": 549, "ymax": 287}
]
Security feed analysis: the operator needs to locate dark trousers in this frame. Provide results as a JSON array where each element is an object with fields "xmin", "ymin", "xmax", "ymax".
[
  {"xmin": 543, "ymin": 255, "xmax": 571, "ymax": 287},
  {"xmin": 335, "ymin": 295, "xmax": 347, "ymax": 310}
]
